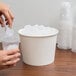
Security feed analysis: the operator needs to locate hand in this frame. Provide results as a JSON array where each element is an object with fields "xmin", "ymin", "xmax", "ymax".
[
  {"xmin": 0, "ymin": 48, "xmax": 20, "ymax": 70},
  {"xmin": 0, "ymin": 2, "xmax": 14, "ymax": 27}
]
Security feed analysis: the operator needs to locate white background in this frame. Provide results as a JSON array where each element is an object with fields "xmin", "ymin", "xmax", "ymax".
[{"xmin": 0, "ymin": 0, "xmax": 76, "ymax": 41}]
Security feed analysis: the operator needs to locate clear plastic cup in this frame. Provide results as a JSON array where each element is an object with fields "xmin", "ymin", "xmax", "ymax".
[
  {"xmin": 2, "ymin": 41, "xmax": 19, "ymax": 50},
  {"xmin": 2, "ymin": 26, "xmax": 19, "ymax": 50}
]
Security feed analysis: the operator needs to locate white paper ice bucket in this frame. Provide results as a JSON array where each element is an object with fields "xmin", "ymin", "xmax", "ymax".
[{"xmin": 18, "ymin": 27, "xmax": 59, "ymax": 66}]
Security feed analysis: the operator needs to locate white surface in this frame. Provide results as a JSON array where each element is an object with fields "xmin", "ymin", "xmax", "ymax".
[{"xmin": 0, "ymin": 0, "xmax": 76, "ymax": 42}]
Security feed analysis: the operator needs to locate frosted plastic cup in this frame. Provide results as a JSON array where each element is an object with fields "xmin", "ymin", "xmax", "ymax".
[{"xmin": 18, "ymin": 28, "xmax": 59, "ymax": 66}]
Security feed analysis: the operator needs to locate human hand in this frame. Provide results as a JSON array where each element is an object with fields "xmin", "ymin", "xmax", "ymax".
[
  {"xmin": 0, "ymin": 48, "xmax": 20, "ymax": 70},
  {"xmin": 0, "ymin": 2, "xmax": 14, "ymax": 27}
]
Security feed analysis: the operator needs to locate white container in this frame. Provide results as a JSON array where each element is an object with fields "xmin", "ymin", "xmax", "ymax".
[
  {"xmin": 72, "ymin": 26, "xmax": 76, "ymax": 52},
  {"xmin": 57, "ymin": 1, "xmax": 73, "ymax": 49},
  {"xmin": 18, "ymin": 27, "xmax": 58, "ymax": 66}
]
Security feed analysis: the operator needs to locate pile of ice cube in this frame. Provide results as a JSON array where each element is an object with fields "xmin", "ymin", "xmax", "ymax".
[{"xmin": 20, "ymin": 24, "xmax": 57, "ymax": 37}]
